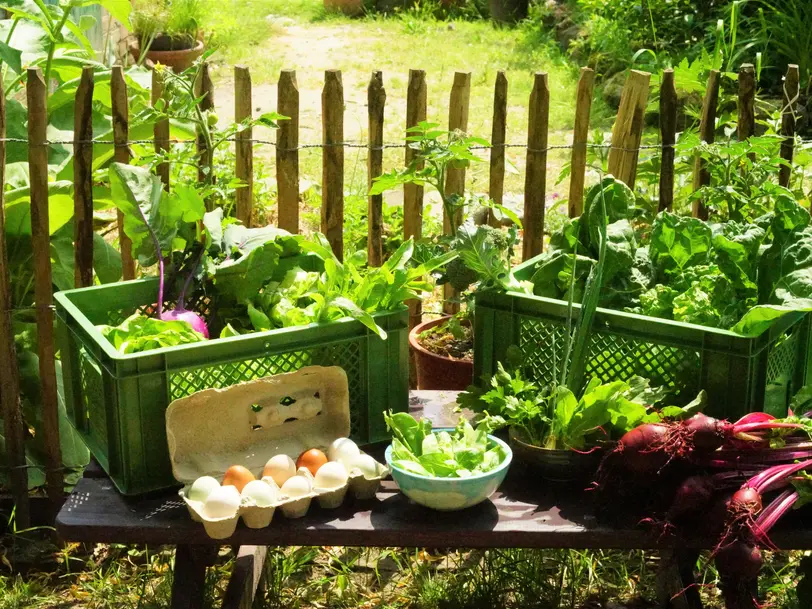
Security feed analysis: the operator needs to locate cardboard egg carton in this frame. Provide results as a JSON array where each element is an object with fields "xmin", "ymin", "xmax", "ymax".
[{"xmin": 166, "ymin": 366, "xmax": 389, "ymax": 540}]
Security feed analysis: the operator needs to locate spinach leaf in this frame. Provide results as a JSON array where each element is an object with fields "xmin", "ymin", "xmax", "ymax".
[{"xmin": 650, "ymin": 212, "xmax": 712, "ymax": 274}]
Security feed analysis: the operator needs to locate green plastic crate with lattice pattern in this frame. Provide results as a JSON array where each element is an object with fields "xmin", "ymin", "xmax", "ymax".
[
  {"xmin": 474, "ymin": 255, "xmax": 812, "ymax": 421},
  {"xmin": 55, "ymin": 278, "xmax": 409, "ymax": 496}
]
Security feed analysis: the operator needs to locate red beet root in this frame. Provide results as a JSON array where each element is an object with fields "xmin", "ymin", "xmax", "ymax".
[
  {"xmin": 714, "ymin": 541, "xmax": 763, "ymax": 579},
  {"xmin": 617, "ymin": 424, "xmax": 669, "ymax": 473}
]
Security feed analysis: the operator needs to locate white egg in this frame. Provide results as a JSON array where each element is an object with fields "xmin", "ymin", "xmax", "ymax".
[
  {"xmin": 203, "ymin": 485, "xmax": 241, "ymax": 519},
  {"xmin": 328, "ymin": 437, "xmax": 360, "ymax": 465},
  {"xmin": 263, "ymin": 454, "xmax": 297, "ymax": 487},
  {"xmin": 314, "ymin": 461, "xmax": 349, "ymax": 489},
  {"xmin": 188, "ymin": 476, "xmax": 220, "ymax": 502},
  {"xmin": 280, "ymin": 475, "xmax": 312, "ymax": 498},
  {"xmin": 347, "ymin": 454, "xmax": 379, "ymax": 479},
  {"xmin": 241, "ymin": 480, "xmax": 278, "ymax": 507}
]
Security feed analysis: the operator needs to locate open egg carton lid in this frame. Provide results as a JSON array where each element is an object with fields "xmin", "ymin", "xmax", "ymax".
[{"xmin": 165, "ymin": 366, "xmax": 388, "ymax": 539}]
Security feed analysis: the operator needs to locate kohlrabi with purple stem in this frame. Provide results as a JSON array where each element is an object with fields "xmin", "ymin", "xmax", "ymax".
[{"xmin": 109, "ymin": 162, "xmax": 209, "ymax": 338}]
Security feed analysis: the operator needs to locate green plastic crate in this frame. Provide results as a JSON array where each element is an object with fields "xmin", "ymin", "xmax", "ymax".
[
  {"xmin": 474, "ymin": 255, "xmax": 812, "ymax": 421},
  {"xmin": 54, "ymin": 278, "xmax": 409, "ymax": 496}
]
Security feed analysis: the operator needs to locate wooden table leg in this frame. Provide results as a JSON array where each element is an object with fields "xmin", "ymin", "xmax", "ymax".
[
  {"xmin": 222, "ymin": 546, "xmax": 269, "ymax": 609},
  {"xmin": 171, "ymin": 545, "xmax": 218, "ymax": 609},
  {"xmin": 656, "ymin": 550, "xmax": 704, "ymax": 609}
]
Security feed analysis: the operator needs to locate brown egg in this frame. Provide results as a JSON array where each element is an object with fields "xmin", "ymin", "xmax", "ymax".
[
  {"xmin": 222, "ymin": 465, "xmax": 255, "ymax": 493},
  {"xmin": 296, "ymin": 448, "xmax": 328, "ymax": 476}
]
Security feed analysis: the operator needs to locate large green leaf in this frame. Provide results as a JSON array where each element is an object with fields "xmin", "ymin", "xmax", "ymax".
[
  {"xmin": 0, "ymin": 39, "xmax": 22, "ymax": 74},
  {"xmin": 3, "ymin": 181, "xmax": 74, "ymax": 236},
  {"xmin": 650, "ymin": 211, "xmax": 712, "ymax": 273},
  {"xmin": 93, "ymin": 232, "xmax": 123, "ymax": 284},
  {"xmin": 108, "ymin": 163, "xmax": 204, "ymax": 266}
]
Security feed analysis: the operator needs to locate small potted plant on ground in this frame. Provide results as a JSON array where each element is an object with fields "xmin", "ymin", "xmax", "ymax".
[
  {"xmin": 371, "ymin": 122, "xmax": 522, "ymax": 390},
  {"xmin": 130, "ymin": 0, "xmax": 205, "ymax": 71},
  {"xmin": 323, "ymin": 0, "xmax": 364, "ymax": 16}
]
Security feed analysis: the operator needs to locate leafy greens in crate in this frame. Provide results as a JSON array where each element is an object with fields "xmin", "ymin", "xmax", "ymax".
[
  {"xmin": 99, "ymin": 163, "xmax": 455, "ymax": 353},
  {"xmin": 529, "ymin": 176, "xmax": 812, "ymax": 336}
]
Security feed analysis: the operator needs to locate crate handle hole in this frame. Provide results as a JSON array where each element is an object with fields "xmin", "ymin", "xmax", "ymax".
[
  {"xmin": 252, "ymin": 424, "xmax": 263, "ymax": 431},
  {"xmin": 279, "ymin": 396, "xmax": 296, "ymax": 406},
  {"xmin": 284, "ymin": 417, "xmax": 298, "ymax": 423}
]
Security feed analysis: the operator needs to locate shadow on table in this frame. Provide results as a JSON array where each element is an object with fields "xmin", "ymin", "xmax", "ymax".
[
  {"xmin": 495, "ymin": 460, "xmax": 599, "ymax": 529},
  {"xmin": 368, "ymin": 492, "xmax": 501, "ymax": 533}
]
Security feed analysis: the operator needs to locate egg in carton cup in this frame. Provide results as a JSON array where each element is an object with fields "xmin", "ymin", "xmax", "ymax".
[{"xmin": 166, "ymin": 366, "xmax": 388, "ymax": 539}]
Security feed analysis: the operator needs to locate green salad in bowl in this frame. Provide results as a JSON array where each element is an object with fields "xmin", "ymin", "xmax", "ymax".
[{"xmin": 384, "ymin": 412, "xmax": 512, "ymax": 511}]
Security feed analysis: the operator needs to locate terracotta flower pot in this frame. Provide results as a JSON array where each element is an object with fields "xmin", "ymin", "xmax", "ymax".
[
  {"xmin": 409, "ymin": 316, "xmax": 473, "ymax": 390},
  {"xmin": 489, "ymin": 0, "xmax": 529, "ymax": 23},
  {"xmin": 324, "ymin": 0, "xmax": 364, "ymax": 16},
  {"xmin": 131, "ymin": 38, "xmax": 205, "ymax": 72}
]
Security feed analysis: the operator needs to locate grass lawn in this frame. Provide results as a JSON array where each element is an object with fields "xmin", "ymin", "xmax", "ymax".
[{"xmin": 196, "ymin": 0, "xmax": 615, "ymax": 234}]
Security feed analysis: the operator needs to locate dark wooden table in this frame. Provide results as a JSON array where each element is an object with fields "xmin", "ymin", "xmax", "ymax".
[{"xmin": 56, "ymin": 391, "xmax": 803, "ymax": 609}]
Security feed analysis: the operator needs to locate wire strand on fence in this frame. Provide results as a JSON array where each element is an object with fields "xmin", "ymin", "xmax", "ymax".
[{"xmin": 5, "ymin": 136, "xmax": 812, "ymax": 152}]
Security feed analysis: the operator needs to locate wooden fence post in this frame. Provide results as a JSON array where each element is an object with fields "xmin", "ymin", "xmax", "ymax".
[
  {"xmin": 367, "ymin": 71, "xmax": 386, "ymax": 267},
  {"xmin": 737, "ymin": 64, "xmax": 755, "ymax": 141},
  {"xmin": 607, "ymin": 69, "xmax": 650, "ymax": 188},
  {"xmin": 403, "ymin": 70, "xmax": 427, "ymax": 250},
  {"xmin": 235, "ymin": 66, "xmax": 254, "ymax": 226},
  {"xmin": 0, "ymin": 85, "xmax": 30, "ymax": 529},
  {"xmin": 404, "ymin": 69, "xmax": 427, "ymax": 388},
  {"xmin": 74, "ymin": 66, "xmax": 94, "ymax": 288},
  {"xmin": 276, "ymin": 70, "xmax": 299, "ymax": 233},
  {"xmin": 692, "ymin": 69, "xmax": 720, "ymax": 219},
  {"xmin": 488, "ymin": 71, "xmax": 508, "ymax": 226},
  {"xmin": 152, "ymin": 69, "xmax": 170, "ymax": 191},
  {"xmin": 27, "ymin": 68, "xmax": 63, "ymax": 505},
  {"xmin": 195, "ymin": 62, "xmax": 215, "ymax": 208},
  {"xmin": 658, "ymin": 69, "xmax": 677, "ymax": 212},
  {"xmin": 523, "ymin": 72, "xmax": 549, "ymax": 261},
  {"xmin": 443, "ymin": 72, "xmax": 471, "ymax": 315},
  {"xmin": 322, "ymin": 69, "xmax": 344, "ymax": 260},
  {"xmin": 568, "ymin": 67, "xmax": 595, "ymax": 217},
  {"xmin": 779, "ymin": 64, "xmax": 800, "ymax": 188},
  {"xmin": 111, "ymin": 66, "xmax": 135, "ymax": 280},
  {"xmin": 444, "ymin": 71, "xmax": 471, "ymax": 234}
]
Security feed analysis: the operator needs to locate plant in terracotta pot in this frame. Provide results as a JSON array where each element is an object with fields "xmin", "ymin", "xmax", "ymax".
[
  {"xmin": 130, "ymin": 0, "xmax": 205, "ymax": 71},
  {"xmin": 371, "ymin": 122, "xmax": 523, "ymax": 389}
]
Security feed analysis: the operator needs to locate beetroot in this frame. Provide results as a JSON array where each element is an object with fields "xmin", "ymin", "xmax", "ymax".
[
  {"xmin": 729, "ymin": 487, "xmax": 763, "ymax": 517},
  {"xmin": 617, "ymin": 424, "xmax": 669, "ymax": 473},
  {"xmin": 714, "ymin": 541, "xmax": 763, "ymax": 579},
  {"xmin": 683, "ymin": 414, "xmax": 725, "ymax": 451},
  {"xmin": 667, "ymin": 475, "xmax": 715, "ymax": 520}
]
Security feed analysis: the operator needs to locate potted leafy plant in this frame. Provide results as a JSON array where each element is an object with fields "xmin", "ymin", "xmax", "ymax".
[
  {"xmin": 371, "ymin": 122, "xmax": 521, "ymax": 390},
  {"xmin": 130, "ymin": 0, "xmax": 205, "ymax": 71}
]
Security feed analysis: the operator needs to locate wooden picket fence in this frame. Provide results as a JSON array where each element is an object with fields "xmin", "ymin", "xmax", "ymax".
[{"xmin": 0, "ymin": 60, "xmax": 803, "ymax": 527}]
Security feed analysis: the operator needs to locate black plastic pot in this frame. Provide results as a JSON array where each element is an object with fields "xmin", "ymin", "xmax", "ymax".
[
  {"xmin": 489, "ymin": 0, "xmax": 529, "ymax": 24},
  {"xmin": 508, "ymin": 428, "xmax": 603, "ymax": 483}
]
